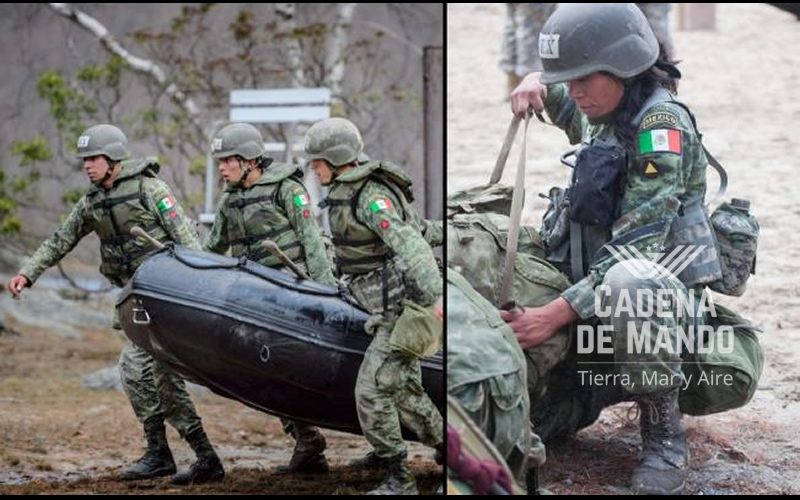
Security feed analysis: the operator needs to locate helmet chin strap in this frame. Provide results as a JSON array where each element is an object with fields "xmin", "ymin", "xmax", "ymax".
[{"xmin": 236, "ymin": 157, "xmax": 254, "ymax": 188}]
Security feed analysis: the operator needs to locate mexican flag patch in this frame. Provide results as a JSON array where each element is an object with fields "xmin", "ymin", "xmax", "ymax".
[
  {"xmin": 294, "ymin": 193, "xmax": 310, "ymax": 207},
  {"xmin": 156, "ymin": 196, "xmax": 175, "ymax": 213},
  {"xmin": 638, "ymin": 129, "xmax": 681, "ymax": 155},
  {"xmin": 369, "ymin": 199, "xmax": 392, "ymax": 213}
]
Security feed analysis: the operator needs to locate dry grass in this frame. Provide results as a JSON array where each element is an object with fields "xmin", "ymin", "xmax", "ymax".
[{"xmin": 0, "ymin": 316, "xmax": 441, "ymax": 494}]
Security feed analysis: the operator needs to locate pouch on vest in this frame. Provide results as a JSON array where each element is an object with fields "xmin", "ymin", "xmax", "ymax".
[
  {"xmin": 664, "ymin": 196, "xmax": 723, "ymax": 287},
  {"xmin": 346, "ymin": 260, "xmax": 404, "ymax": 316},
  {"xmin": 568, "ymin": 144, "xmax": 626, "ymax": 227},
  {"xmin": 390, "ymin": 299, "xmax": 441, "ymax": 358},
  {"xmin": 659, "ymin": 100, "xmax": 760, "ymax": 294},
  {"xmin": 540, "ymin": 186, "xmax": 570, "ymax": 257},
  {"xmin": 707, "ymin": 199, "xmax": 759, "ymax": 297}
]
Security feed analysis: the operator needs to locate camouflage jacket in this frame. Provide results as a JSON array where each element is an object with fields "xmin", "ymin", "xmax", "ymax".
[
  {"xmin": 20, "ymin": 157, "xmax": 200, "ymax": 287},
  {"xmin": 544, "ymin": 83, "xmax": 709, "ymax": 318},
  {"xmin": 204, "ymin": 163, "xmax": 336, "ymax": 285},
  {"xmin": 328, "ymin": 161, "xmax": 442, "ymax": 310}
]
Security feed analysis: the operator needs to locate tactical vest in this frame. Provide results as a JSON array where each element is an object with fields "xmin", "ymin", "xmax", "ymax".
[
  {"xmin": 84, "ymin": 158, "xmax": 170, "ymax": 285},
  {"xmin": 325, "ymin": 161, "xmax": 419, "ymax": 276},
  {"xmin": 553, "ymin": 88, "xmax": 723, "ymax": 288},
  {"xmin": 221, "ymin": 164, "xmax": 304, "ymax": 268},
  {"xmin": 561, "ymin": 126, "xmax": 621, "ymax": 283}
]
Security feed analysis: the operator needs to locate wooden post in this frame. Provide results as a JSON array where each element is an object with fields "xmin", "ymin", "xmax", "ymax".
[
  {"xmin": 678, "ymin": 3, "xmax": 716, "ymax": 30},
  {"xmin": 423, "ymin": 46, "xmax": 443, "ymax": 221}
]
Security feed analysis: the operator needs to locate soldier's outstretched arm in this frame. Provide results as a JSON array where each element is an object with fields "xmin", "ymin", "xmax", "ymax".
[
  {"xmin": 16, "ymin": 198, "xmax": 93, "ymax": 291},
  {"xmin": 144, "ymin": 179, "xmax": 202, "ymax": 250},
  {"xmin": 357, "ymin": 182, "xmax": 441, "ymax": 306},
  {"xmin": 280, "ymin": 180, "xmax": 336, "ymax": 285},
  {"xmin": 7, "ymin": 275, "xmax": 30, "ymax": 299}
]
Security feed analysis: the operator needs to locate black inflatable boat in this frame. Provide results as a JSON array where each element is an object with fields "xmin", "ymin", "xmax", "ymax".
[{"xmin": 117, "ymin": 246, "xmax": 443, "ymax": 437}]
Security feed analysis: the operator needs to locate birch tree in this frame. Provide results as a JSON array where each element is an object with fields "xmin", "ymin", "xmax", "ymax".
[{"xmin": 5, "ymin": 3, "xmax": 431, "ymax": 246}]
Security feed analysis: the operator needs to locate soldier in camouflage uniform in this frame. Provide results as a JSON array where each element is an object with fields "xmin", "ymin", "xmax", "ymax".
[
  {"xmin": 304, "ymin": 118, "xmax": 443, "ymax": 495},
  {"xmin": 500, "ymin": 3, "xmax": 558, "ymax": 95},
  {"xmin": 5, "ymin": 124, "xmax": 224, "ymax": 485},
  {"xmin": 204, "ymin": 122, "xmax": 335, "ymax": 474},
  {"xmin": 505, "ymin": 3, "xmax": 717, "ymax": 495}
]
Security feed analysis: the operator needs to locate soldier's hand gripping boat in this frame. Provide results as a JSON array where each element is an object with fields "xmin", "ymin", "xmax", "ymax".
[{"xmin": 117, "ymin": 245, "xmax": 443, "ymax": 436}]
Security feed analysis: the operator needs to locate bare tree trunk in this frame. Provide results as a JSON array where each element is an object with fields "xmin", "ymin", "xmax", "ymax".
[
  {"xmin": 273, "ymin": 3, "xmax": 306, "ymax": 86},
  {"xmin": 47, "ymin": 3, "xmax": 209, "ymax": 142},
  {"xmin": 326, "ymin": 3, "xmax": 357, "ymax": 110}
]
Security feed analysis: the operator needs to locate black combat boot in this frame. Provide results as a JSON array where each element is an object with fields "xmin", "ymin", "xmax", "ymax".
[
  {"xmin": 170, "ymin": 428, "xmax": 225, "ymax": 485},
  {"xmin": 118, "ymin": 421, "xmax": 176, "ymax": 480},
  {"xmin": 275, "ymin": 424, "xmax": 329, "ymax": 474},
  {"xmin": 347, "ymin": 450, "xmax": 392, "ymax": 469},
  {"xmin": 631, "ymin": 389, "xmax": 689, "ymax": 495},
  {"xmin": 366, "ymin": 453, "xmax": 418, "ymax": 495}
]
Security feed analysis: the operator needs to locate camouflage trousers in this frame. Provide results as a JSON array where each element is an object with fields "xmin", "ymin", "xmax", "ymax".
[
  {"xmin": 598, "ymin": 260, "xmax": 692, "ymax": 395},
  {"xmin": 530, "ymin": 260, "xmax": 696, "ymax": 442},
  {"xmin": 499, "ymin": 3, "xmax": 558, "ymax": 76},
  {"xmin": 119, "ymin": 340, "xmax": 203, "ymax": 437},
  {"xmin": 355, "ymin": 316, "xmax": 443, "ymax": 459}
]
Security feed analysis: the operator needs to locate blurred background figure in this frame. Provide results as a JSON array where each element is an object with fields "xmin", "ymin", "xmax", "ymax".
[
  {"xmin": 637, "ymin": 3, "xmax": 676, "ymax": 60},
  {"xmin": 499, "ymin": 3, "xmax": 557, "ymax": 97}
]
